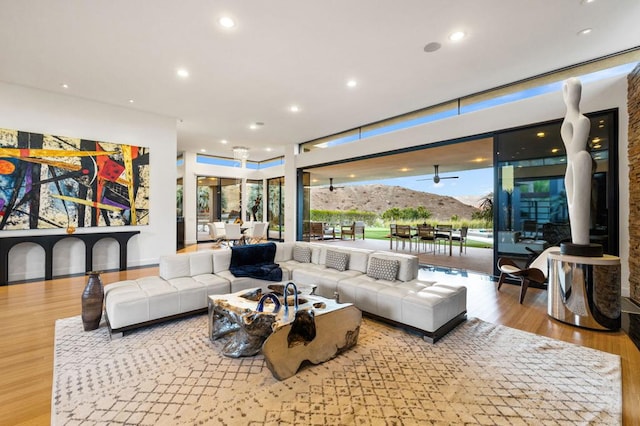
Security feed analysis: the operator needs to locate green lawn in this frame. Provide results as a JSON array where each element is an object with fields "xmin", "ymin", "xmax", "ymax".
[{"xmin": 361, "ymin": 227, "xmax": 492, "ymax": 249}]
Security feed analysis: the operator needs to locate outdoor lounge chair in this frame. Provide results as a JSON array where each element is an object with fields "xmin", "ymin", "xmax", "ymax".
[
  {"xmin": 341, "ymin": 223, "xmax": 355, "ymax": 240},
  {"xmin": 310, "ymin": 222, "xmax": 335, "ymax": 240},
  {"xmin": 341, "ymin": 221, "xmax": 365, "ymax": 240}
]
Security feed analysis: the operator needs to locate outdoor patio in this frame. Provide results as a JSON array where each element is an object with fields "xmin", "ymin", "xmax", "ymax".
[{"xmin": 312, "ymin": 237, "xmax": 494, "ymax": 276}]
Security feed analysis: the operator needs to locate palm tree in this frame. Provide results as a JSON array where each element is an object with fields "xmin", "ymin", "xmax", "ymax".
[{"xmin": 473, "ymin": 193, "xmax": 493, "ymax": 223}]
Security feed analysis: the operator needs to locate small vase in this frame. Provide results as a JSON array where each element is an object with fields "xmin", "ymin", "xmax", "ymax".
[{"xmin": 82, "ymin": 271, "xmax": 104, "ymax": 331}]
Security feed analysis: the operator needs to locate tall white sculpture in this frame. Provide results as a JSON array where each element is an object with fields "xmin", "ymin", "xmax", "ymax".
[{"xmin": 561, "ymin": 77, "xmax": 592, "ymax": 246}]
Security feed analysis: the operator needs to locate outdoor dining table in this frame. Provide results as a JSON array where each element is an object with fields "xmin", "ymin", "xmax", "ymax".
[
  {"xmin": 408, "ymin": 226, "xmax": 453, "ymax": 256},
  {"xmin": 390, "ymin": 225, "xmax": 454, "ymax": 256}
]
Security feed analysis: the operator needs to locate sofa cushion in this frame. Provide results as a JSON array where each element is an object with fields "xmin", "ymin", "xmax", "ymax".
[
  {"xmin": 367, "ymin": 257, "xmax": 399, "ymax": 281},
  {"xmin": 369, "ymin": 252, "xmax": 418, "ymax": 282},
  {"xmin": 326, "ymin": 250, "xmax": 349, "ymax": 272},
  {"xmin": 275, "ymin": 242, "xmax": 295, "ymax": 262},
  {"xmin": 189, "ymin": 251, "xmax": 214, "ymax": 276},
  {"xmin": 159, "ymin": 253, "xmax": 191, "ymax": 280},
  {"xmin": 345, "ymin": 248, "xmax": 375, "ymax": 273},
  {"xmin": 212, "ymin": 249, "xmax": 232, "ymax": 274},
  {"xmin": 293, "ymin": 245, "xmax": 312, "ymax": 263}
]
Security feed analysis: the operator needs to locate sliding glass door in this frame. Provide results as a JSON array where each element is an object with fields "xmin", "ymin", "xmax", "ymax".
[
  {"xmin": 196, "ymin": 177, "xmax": 241, "ymax": 241},
  {"xmin": 267, "ymin": 177, "xmax": 285, "ymax": 241},
  {"xmin": 495, "ymin": 110, "xmax": 617, "ymax": 262}
]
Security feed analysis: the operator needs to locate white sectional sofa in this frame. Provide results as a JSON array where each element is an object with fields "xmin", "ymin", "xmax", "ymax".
[{"xmin": 104, "ymin": 242, "xmax": 467, "ymax": 342}]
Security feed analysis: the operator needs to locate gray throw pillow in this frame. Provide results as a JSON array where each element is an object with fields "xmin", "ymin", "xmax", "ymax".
[
  {"xmin": 325, "ymin": 250, "xmax": 349, "ymax": 272},
  {"xmin": 293, "ymin": 246, "xmax": 311, "ymax": 263},
  {"xmin": 367, "ymin": 257, "xmax": 399, "ymax": 281}
]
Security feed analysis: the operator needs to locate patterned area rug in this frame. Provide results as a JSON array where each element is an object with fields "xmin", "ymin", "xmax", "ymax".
[{"xmin": 53, "ymin": 314, "xmax": 621, "ymax": 425}]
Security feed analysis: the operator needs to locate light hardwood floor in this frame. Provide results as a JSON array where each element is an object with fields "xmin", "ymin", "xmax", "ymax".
[{"xmin": 1, "ymin": 255, "xmax": 638, "ymax": 425}]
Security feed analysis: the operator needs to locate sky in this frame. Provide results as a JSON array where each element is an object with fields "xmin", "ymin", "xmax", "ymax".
[{"xmin": 354, "ymin": 167, "xmax": 494, "ymax": 198}]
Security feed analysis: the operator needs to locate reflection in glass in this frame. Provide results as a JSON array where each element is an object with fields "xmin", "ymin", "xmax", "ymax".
[{"xmin": 495, "ymin": 111, "xmax": 616, "ymax": 260}]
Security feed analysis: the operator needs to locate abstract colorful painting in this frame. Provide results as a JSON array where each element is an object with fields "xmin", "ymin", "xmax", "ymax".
[{"xmin": 0, "ymin": 128, "xmax": 149, "ymax": 230}]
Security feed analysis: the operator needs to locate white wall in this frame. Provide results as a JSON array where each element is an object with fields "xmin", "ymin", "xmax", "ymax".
[
  {"xmin": 293, "ymin": 74, "xmax": 631, "ymax": 296},
  {"xmin": 0, "ymin": 82, "xmax": 177, "ymax": 282}
]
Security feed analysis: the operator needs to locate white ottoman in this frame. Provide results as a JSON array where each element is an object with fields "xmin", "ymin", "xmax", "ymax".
[{"xmin": 401, "ymin": 282, "xmax": 467, "ymax": 343}]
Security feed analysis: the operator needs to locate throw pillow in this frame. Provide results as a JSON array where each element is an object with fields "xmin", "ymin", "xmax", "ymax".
[
  {"xmin": 325, "ymin": 250, "xmax": 349, "ymax": 272},
  {"xmin": 367, "ymin": 257, "xmax": 399, "ymax": 281},
  {"xmin": 293, "ymin": 246, "xmax": 311, "ymax": 263}
]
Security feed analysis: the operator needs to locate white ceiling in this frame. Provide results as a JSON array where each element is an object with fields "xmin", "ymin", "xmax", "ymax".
[{"xmin": 1, "ymin": 0, "xmax": 639, "ymax": 162}]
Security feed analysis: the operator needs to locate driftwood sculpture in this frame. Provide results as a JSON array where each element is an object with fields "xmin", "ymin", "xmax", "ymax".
[{"xmin": 208, "ymin": 287, "xmax": 362, "ymax": 379}]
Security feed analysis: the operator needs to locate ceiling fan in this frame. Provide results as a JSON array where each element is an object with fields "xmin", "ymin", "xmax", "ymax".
[
  {"xmin": 418, "ymin": 165, "xmax": 459, "ymax": 184},
  {"xmin": 327, "ymin": 178, "xmax": 344, "ymax": 192},
  {"xmin": 307, "ymin": 178, "xmax": 345, "ymax": 191}
]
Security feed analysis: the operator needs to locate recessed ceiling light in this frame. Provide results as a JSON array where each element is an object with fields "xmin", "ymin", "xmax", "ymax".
[
  {"xmin": 349, "ymin": 174, "xmax": 356, "ymax": 178},
  {"xmin": 265, "ymin": 147, "xmax": 272, "ymax": 152},
  {"xmin": 128, "ymin": 99, "xmax": 134, "ymax": 103},
  {"xmin": 177, "ymin": 68, "xmax": 189, "ymax": 78},
  {"xmin": 61, "ymin": 83, "xmax": 69, "ymax": 89},
  {"xmin": 423, "ymin": 42, "xmax": 441, "ymax": 53},
  {"xmin": 220, "ymin": 139, "xmax": 228, "ymax": 144},
  {"xmin": 289, "ymin": 105, "xmax": 300, "ymax": 113},
  {"xmin": 581, "ymin": 0, "xmax": 596, "ymax": 4},
  {"xmin": 577, "ymin": 28, "xmax": 592, "ymax": 36},
  {"xmin": 537, "ymin": 132, "xmax": 545, "ymax": 137},
  {"xmin": 400, "ymin": 168, "xmax": 410, "ymax": 172},
  {"xmin": 346, "ymin": 79, "xmax": 357, "ymax": 88},
  {"xmin": 218, "ymin": 16, "xmax": 235, "ymax": 28},
  {"xmin": 249, "ymin": 124, "xmax": 257, "ymax": 130},
  {"xmin": 552, "ymin": 148, "xmax": 560, "ymax": 153},
  {"xmin": 200, "ymin": 149, "xmax": 206, "ymax": 153},
  {"xmin": 449, "ymin": 31, "xmax": 466, "ymax": 42}
]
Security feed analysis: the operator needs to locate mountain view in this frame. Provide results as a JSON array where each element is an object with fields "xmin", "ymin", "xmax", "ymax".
[{"xmin": 311, "ymin": 184, "xmax": 480, "ymax": 221}]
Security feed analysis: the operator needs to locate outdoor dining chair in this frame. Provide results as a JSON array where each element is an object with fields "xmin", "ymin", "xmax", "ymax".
[
  {"xmin": 387, "ymin": 224, "xmax": 398, "ymax": 249},
  {"xmin": 395, "ymin": 225, "xmax": 415, "ymax": 252},
  {"xmin": 435, "ymin": 224, "xmax": 453, "ymax": 253},
  {"xmin": 416, "ymin": 225, "xmax": 436, "ymax": 253},
  {"xmin": 451, "ymin": 226, "xmax": 469, "ymax": 254}
]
